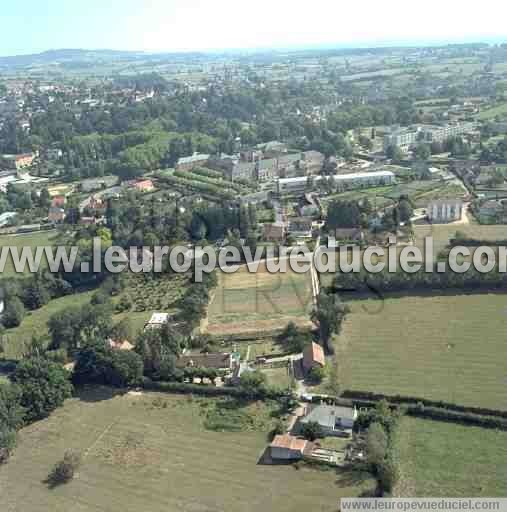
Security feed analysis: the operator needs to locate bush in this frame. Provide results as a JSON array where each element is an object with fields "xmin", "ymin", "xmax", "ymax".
[
  {"xmin": 365, "ymin": 422, "xmax": 388, "ymax": 468},
  {"xmin": 341, "ymin": 389, "xmax": 507, "ymax": 420},
  {"xmin": 301, "ymin": 421, "xmax": 323, "ymax": 441},
  {"xmin": 0, "ymin": 428, "xmax": 17, "ymax": 464},
  {"xmin": 307, "ymin": 366, "xmax": 326, "ymax": 384},
  {"xmin": 73, "ymin": 340, "xmax": 143, "ymax": 388},
  {"xmin": 12, "ymin": 357, "xmax": 73, "ymax": 422},
  {"xmin": 2, "ymin": 297, "xmax": 25, "ymax": 328},
  {"xmin": 47, "ymin": 451, "xmax": 81, "ymax": 486}
]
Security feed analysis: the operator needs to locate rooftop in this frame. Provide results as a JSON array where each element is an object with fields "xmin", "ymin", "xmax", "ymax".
[
  {"xmin": 270, "ymin": 434, "xmax": 308, "ymax": 452},
  {"xmin": 301, "ymin": 405, "xmax": 357, "ymax": 429},
  {"xmin": 303, "ymin": 342, "xmax": 325, "ymax": 367}
]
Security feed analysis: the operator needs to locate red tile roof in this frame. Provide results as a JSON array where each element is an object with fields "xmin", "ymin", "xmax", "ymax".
[
  {"xmin": 303, "ymin": 342, "xmax": 325, "ymax": 369},
  {"xmin": 270, "ymin": 434, "xmax": 307, "ymax": 453}
]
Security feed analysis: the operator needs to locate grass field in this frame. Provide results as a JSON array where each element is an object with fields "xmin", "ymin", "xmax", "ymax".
[
  {"xmin": 396, "ymin": 417, "xmax": 507, "ymax": 497},
  {"xmin": 207, "ymin": 262, "xmax": 314, "ymax": 336},
  {"xmin": 0, "ymin": 390, "xmax": 375, "ymax": 511},
  {"xmin": 263, "ymin": 367, "xmax": 292, "ymax": 390},
  {"xmin": 332, "ymin": 294, "xmax": 507, "ymax": 410},
  {"xmin": 1, "ymin": 290, "xmax": 95, "ymax": 360},
  {"xmin": 477, "ymin": 101, "xmax": 507, "ymax": 120},
  {"xmin": 0, "ymin": 231, "xmax": 58, "ymax": 277}
]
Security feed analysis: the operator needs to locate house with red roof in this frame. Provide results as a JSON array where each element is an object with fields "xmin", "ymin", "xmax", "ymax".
[{"xmin": 302, "ymin": 342, "xmax": 325, "ymax": 373}]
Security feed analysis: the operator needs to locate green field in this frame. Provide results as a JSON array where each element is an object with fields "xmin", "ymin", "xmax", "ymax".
[
  {"xmin": 321, "ymin": 180, "xmax": 459, "ymax": 212},
  {"xmin": 396, "ymin": 417, "xmax": 507, "ymax": 497},
  {"xmin": 477, "ymin": 101, "xmax": 507, "ymax": 120},
  {"xmin": 0, "ymin": 231, "xmax": 58, "ymax": 277},
  {"xmin": 332, "ymin": 294, "xmax": 507, "ymax": 410},
  {"xmin": 1, "ymin": 290, "xmax": 95, "ymax": 359},
  {"xmin": 207, "ymin": 263, "xmax": 313, "ymax": 336},
  {"xmin": 0, "ymin": 391, "xmax": 375, "ymax": 511}
]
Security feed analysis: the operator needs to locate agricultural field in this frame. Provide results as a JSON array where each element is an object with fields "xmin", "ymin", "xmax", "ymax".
[
  {"xmin": 118, "ymin": 273, "xmax": 189, "ymax": 316},
  {"xmin": 321, "ymin": 180, "xmax": 457, "ymax": 213},
  {"xmin": 395, "ymin": 417, "xmax": 507, "ymax": 497},
  {"xmin": 1, "ymin": 290, "xmax": 95, "ymax": 360},
  {"xmin": 0, "ymin": 230, "xmax": 58, "ymax": 277},
  {"xmin": 207, "ymin": 262, "xmax": 314, "ymax": 336},
  {"xmin": 331, "ymin": 294, "xmax": 507, "ymax": 410},
  {"xmin": 0, "ymin": 391, "xmax": 375, "ymax": 512},
  {"xmin": 476, "ymin": 101, "xmax": 507, "ymax": 120},
  {"xmin": 410, "ymin": 181, "xmax": 466, "ymax": 208}
]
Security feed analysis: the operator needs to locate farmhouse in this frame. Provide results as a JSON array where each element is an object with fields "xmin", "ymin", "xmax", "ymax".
[
  {"xmin": 300, "ymin": 405, "xmax": 358, "ymax": 436},
  {"xmin": 302, "ymin": 342, "xmax": 325, "ymax": 373},
  {"xmin": 270, "ymin": 435, "xmax": 313, "ymax": 460}
]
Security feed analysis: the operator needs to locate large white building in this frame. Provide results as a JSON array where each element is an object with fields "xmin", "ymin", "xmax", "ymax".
[
  {"xmin": 276, "ymin": 170, "xmax": 395, "ymax": 195},
  {"xmin": 427, "ymin": 199, "xmax": 463, "ymax": 223},
  {"xmin": 384, "ymin": 123, "xmax": 476, "ymax": 151}
]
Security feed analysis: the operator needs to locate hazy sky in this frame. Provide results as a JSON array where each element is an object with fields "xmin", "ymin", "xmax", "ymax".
[{"xmin": 2, "ymin": 0, "xmax": 506, "ymax": 55}]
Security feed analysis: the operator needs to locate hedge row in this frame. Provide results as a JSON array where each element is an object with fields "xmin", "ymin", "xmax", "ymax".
[
  {"xmin": 341, "ymin": 390, "xmax": 507, "ymax": 419},
  {"xmin": 141, "ymin": 378, "xmax": 287, "ymax": 400},
  {"xmin": 335, "ymin": 393, "xmax": 507, "ymax": 431},
  {"xmin": 404, "ymin": 404, "xmax": 507, "ymax": 430},
  {"xmin": 450, "ymin": 238, "xmax": 507, "ymax": 247}
]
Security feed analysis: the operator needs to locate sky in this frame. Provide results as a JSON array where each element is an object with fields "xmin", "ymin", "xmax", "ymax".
[{"xmin": 1, "ymin": 0, "xmax": 506, "ymax": 56}]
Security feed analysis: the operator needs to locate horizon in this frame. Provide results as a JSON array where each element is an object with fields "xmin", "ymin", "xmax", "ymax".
[
  {"xmin": 2, "ymin": 37, "xmax": 507, "ymax": 59},
  {"xmin": 1, "ymin": 0, "xmax": 507, "ymax": 57}
]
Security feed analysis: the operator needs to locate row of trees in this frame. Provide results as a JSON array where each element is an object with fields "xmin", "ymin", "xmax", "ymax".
[{"xmin": 362, "ymin": 401, "xmax": 403, "ymax": 495}]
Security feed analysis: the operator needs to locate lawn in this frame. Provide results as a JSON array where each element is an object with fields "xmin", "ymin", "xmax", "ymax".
[
  {"xmin": 0, "ymin": 230, "xmax": 58, "ymax": 277},
  {"xmin": 332, "ymin": 294, "xmax": 507, "ymax": 411},
  {"xmin": 395, "ymin": 417, "xmax": 507, "ymax": 497},
  {"xmin": 207, "ymin": 262, "xmax": 314, "ymax": 336},
  {"xmin": 0, "ymin": 390, "xmax": 375, "ymax": 511},
  {"xmin": 263, "ymin": 367, "xmax": 292, "ymax": 390},
  {"xmin": 1, "ymin": 290, "xmax": 95, "ymax": 360}
]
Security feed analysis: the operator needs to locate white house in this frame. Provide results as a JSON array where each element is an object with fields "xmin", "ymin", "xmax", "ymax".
[{"xmin": 300, "ymin": 405, "xmax": 358, "ymax": 436}]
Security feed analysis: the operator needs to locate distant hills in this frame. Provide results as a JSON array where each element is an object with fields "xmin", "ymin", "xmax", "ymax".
[{"xmin": 0, "ymin": 48, "xmax": 208, "ymax": 69}]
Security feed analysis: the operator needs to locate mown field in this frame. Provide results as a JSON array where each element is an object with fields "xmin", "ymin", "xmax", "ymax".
[
  {"xmin": 395, "ymin": 417, "xmax": 507, "ymax": 497},
  {"xmin": 0, "ymin": 391, "xmax": 375, "ymax": 512},
  {"xmin": 207, "ymin": 262, "xmax": 314, "ymax": 336},
  {"xmin": 0, "ymin": 231, "xmax": 58, "ymax": 277},
  {"xmin": 332, "ymin": 294, "xmax": 507, "ymax": 410}
]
